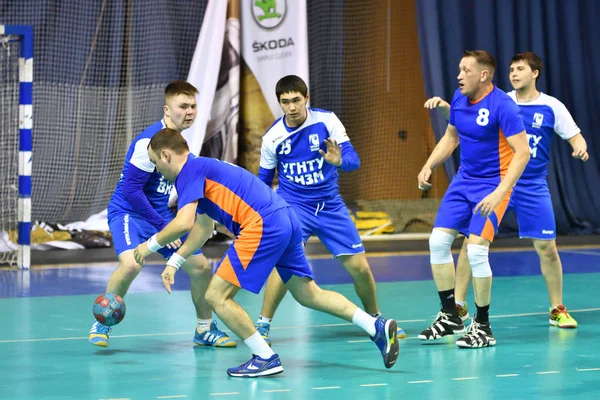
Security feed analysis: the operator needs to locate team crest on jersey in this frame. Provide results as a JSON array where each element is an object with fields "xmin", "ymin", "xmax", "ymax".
[
  {"xmin": 532, "ymin": 113, "xmax": 544, "ymax": 128},
  {"xmin": 309, "ymin": 133, "xmax": 320, "ymax": 151}
]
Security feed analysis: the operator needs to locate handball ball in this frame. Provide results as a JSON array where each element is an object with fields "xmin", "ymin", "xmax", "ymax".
[{"xmin": 93, "ymin": 293, "xmax": 126, "ymax": 326}]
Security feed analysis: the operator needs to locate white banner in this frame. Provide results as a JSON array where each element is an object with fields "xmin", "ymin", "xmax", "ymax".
[
  {"xmin": 182, "ymin": 0, "xmax": 229, "ymax": 156},
  {"xmin": 241, "ymin": 0, "xmax": 309, "ymax": 118}
]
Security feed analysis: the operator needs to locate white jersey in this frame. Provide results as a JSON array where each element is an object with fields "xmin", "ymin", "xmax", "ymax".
[
  {"xmin": 260, "ymin": 107, "xmax": 350, "ymax": 201},
  {"xmin": 507, "ymin": 91, "xmax": 580, "ymax": 180}
]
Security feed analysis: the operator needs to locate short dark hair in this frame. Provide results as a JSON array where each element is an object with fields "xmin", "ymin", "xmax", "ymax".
[
  {"xmin": 275, "ymin": 75, "xmax": 308, "ymax": 101},
  {"xmin": 148, "ymin": 128, "xmax": 189, "ymax": 155},
  {"xmin": 510, "ymin": 52, "xmax": 543, "ymax": 81},
  {"xmin": 463, "ymin": 50, "xmax": 496, "ymax": 76},
  {"xmin": 164, "ymin": 80, "xmax": 198, "ymax": 101}
]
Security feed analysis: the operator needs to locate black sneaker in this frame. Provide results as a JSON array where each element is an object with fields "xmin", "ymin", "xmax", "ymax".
[
  {"xmin": 456, "ymin": 318, "xmax": 496, "ymax": 348},
  {"xmin": 418, "ymin": 310, "xmax": 466, "ymax": 341}
]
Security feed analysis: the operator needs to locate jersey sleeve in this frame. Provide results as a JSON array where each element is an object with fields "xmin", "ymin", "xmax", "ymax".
[
  {"xmin": 258, "ymin": 166, "xmax": 276, "ymax": 187},
  {"xmin": 327, "ymin": 112, "xmax": 350, "ymax": 144},
  {"xmin": 498, "ymin": 98, "xmax": 526, "ymax": 137},
  {"xmin": 259, "ymin": 132, "xmax": 278, "ymax": 169},
  {"xmin": 553, "ymin": 101, "xmax": 581, "ymax": 140},
  {"xmin": 129, "ymin": 138, "xmax": 155, "ymax": 172},
  {"xmin": 176, "ymin": 163, "xmax": 206, "ymax": 210},
  {"xmin": 448, "ymin": 89, "xmax": 462, "ymax": 126}
]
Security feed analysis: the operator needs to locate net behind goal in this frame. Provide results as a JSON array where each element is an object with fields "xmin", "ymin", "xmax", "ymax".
[{"xmin": 0, "ymin": 25, "xmax": 33, "ymax": 269}]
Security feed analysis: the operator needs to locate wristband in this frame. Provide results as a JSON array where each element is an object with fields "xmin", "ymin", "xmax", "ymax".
[
  {"xmin": 166, "ymin": 253, "xmax": 186, "ymax": 270},
  {"xmin": 147, "ymin": 234, "xmax": 163, "ymax": 252}
]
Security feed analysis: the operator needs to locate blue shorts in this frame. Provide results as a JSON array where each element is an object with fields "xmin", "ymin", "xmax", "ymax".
[
  {"xmin": 434, "ymin": 173, "xmax": 510, "ymax": 243},
  {"xmin": 508, "ymin": 179, "xmax": 556, "ymax": 240},
  {"xmin": 108, "ymin": 211, "xmax": 202, "ymax": 259},
  {"xmin": 285, "ymin": 194, "xmax": 364, "ymax": 257},
  {"xmin": 214, "ymin": 206, "xmax": 314, "ymax": 294}
]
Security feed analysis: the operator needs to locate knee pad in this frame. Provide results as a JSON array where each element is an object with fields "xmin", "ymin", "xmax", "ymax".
[
  {"xmin": 429, "ymin": 229, "xmax": 455, "ymax": 264},
  {"xmin": 467, "ymin": 244, "xmax": 492, "ymax": 278}
]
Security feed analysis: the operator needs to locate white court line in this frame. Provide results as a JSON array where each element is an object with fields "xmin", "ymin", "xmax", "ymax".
[
  {"xmin": 576, "ymin": 368, "xmax": 600, "ymax": 372},
  {"xmin": 209, "ymin": 393, "xmax": 239, "ymax": 397},
  {"xmin": 99, "ymin": 398, "xmax": 131, "ymax": 400},
  {"xmin": 312, "ymin": 386, "xmax": 341, "ymax": 390},
  {"xmin": 452, "ymin": 377, "xmax": 478, "ymax": 381},
  {"xmin": 360, "ymin": 383, "xmax": 388, "ymax": 387},
  {"xmin": 263, "ymin": 389, "xmax": 292, "ymax": 393},
  {"xmin": 536, "ymin": 371, "xmax": 560, "ymax": 375},
  {"xmin": 157, "ymin": 396, "xmax": 188, "ymax": 399},
  {"xmin": 496, "ymin": 374, "xmax": 519, "ymax": 377},
  {"xmin": 1, "ymin": 308, "xmax": 599, "ymax": 344},
  {"xmin": 407, "ymin": 380, "xmax": 433, "ymax": 384}
]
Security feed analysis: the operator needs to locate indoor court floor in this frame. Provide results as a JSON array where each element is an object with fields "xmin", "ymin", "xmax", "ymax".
[{"xmin": 1, "ymin": 246, "xmax": 599, "ymax": 399}]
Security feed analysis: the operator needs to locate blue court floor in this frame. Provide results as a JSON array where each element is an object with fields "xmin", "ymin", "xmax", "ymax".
[{"xmin": 1, "ymin": 246, "xmax": 599, "ymax": 399}]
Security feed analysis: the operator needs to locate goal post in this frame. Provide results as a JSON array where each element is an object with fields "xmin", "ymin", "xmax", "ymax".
[{"xmin": 0, "ymin": 25, "xmax": 33, "ymax": 270}]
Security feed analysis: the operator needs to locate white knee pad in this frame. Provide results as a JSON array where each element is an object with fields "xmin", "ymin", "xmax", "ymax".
[
  {"xmin": 467, "ymin": 244, "xmax": 492, "ymax": 278},
  {"xmin": 429, "ymin": 229, "xmax": 455, "ymax": 264}
]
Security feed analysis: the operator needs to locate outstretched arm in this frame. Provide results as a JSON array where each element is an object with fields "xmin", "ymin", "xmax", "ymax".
[
  {"xmin": 424, "ymin": 96, "xmax": 451, "ymax": 120},
  {"xmin": 474, "ymin": 131, "xmax": 530, "ymax": 217},
  {"xmin": 418, "ymin": 124, "xmax": 459, "ymax": 190},
  {"xmin": 567, "ymin": 133, "xmax": 589, "ymax": 161},
  {"xmin": 174, "ymin": 213, "xmax": 214, "ymax": 259},
  {"xmin": 133, "ymin": 202, "xmax": 198, "ymax": 265}
]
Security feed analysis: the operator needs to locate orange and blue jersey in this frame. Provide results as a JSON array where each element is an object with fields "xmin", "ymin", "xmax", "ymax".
[
  {"xmin": 175, "ymin": 155, "xmax": 313, "ymax": 293},
  {"xmin": 449, "ymin": 86, "xmax": 525, "ymax": 183},
  {"xmin": 175, "ymin": 155, "xmax": 289, "ymax": 237},
  {"xmin": 434, "ymin": 86, "xmax": 525, "ymax": 242}
]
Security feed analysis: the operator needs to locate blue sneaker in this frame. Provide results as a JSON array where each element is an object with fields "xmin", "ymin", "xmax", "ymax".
[
  {"xmin": 89, "ymin": 321, "xmax": 111, "ymax": 347},
  {"xmin": 227, "ymin": 354, "xmax": 283, "ymax": 377},
  {"xmin": 371, "ymin": 317, "xmax": 399, "ymax": 369},
  {"xmin": 194, "ymin": 321, "xmax": 237, "ymax": 348},
  {"xmin": 255, "ymin": 322, "xmax": 271, "ymax": 346}
]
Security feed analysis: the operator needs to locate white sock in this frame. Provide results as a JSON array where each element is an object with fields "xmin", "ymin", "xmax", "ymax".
[
  {"xmin": 369, "ymin": 311, "xmax": 382, "ymax": 318},
  {"xmin": 257, "ymin": 315, "xmax": 272, "ymax": 324},
  {"xmin": 197, "ymin": 318, "xmax": 212, "ymax": 331},
  {"xmin": 244, "ymin": 331, "xmax": 275, "ymax": 359},
  {"xmin": 352, "ymin": 308, "xmax": 377, "ymax": 337},
  {"xmin": 456, "ymin": 301, "xmax": 466, "ymax": 307}
]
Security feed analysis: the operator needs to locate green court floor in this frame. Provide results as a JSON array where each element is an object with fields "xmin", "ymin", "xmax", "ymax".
[{"xmin": 1, "ymin": 272, "xmax": 599, "ymax": 400}]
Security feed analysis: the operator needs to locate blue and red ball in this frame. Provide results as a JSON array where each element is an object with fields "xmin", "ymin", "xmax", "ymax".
[{"xmin": 93, "ymin": 293, "xmax": 126, "ymax": 326}]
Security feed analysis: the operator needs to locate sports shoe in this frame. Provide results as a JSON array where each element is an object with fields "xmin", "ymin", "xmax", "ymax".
[
  {"xmin": 226, "ymin": 354, "xmax": 283, "ymax": 377},
  {"xmin": 255, "ymin": 322, "xmax": 271, "ymax": 346},
  {"xmin": 89, "ymin": 321, "xmax": 111, "ymax": 347},
  {"xmin": 418, "ymin": 310, "xmax": 466, "ymax": 341},
  {"xmin": 456, "ymin": 303, "xmax": 470, "ymax": 322},
  {"xmin": 194, "ymin": 321, "xmax": 237, "ymax": 347},
  {"xmin": 549, "ymin": 305, "xmax": 578, "ymax": 328},
  {"xmin": 397, "ymin": 325, "xmax": 408, "ymax": 339},
  {"xmin": 371, "ymin": 316, "xmax": 399, "ymax": 369},
  {"xmin": 456, "ymin": 318, "xmax": 496, "ymax": 348}
]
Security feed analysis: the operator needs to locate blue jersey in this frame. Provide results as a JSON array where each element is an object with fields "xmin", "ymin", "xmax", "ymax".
[
  {"xmin": 176, "ymin": 155, "xmax": 289, "ymax": 237},
  {"xmin": 260, "ymin": 108, "xmax": 351, "ymax": 202},
  {"xmin": 507, "ymin": 91, "xmax": 580, "ymax": 181},
  {"xmin": 449, "ymin": 86, "xmax": 525, "ymax": 183},
  {"xmin": 108, "ymin": 120, "xmax": 174, "ymax": 216}
]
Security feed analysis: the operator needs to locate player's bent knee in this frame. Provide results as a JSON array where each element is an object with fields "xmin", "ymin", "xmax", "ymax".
[
  {"xmin": 534, "ymin": 240, "xmax": 559, "ymax": 261},
  {"xmin": 117, "ymin": 260, "xmax": 142, "ymax": 280},
  {"xmin": 204, "ymin": 285, "xmax": 222, "ymax": 309},
  {"xmin": 429, "ymin": 229, "xmax": 455, "ymax": 264},
  {"xmin": 288, "ymin": 279, "xmax": 319, "ymax": 308},
  {"xmin": 183, "ymin": 255, "xmax": 212, "ymax": 278},
  {"xmin": 467, "ymin": 244, "xmax": 492, "ymax": 278}
]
